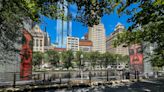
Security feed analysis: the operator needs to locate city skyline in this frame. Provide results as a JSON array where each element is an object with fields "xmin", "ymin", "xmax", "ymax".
[
  {"xmin": 56, "ymin": 0, "xmax": 72, "ymax": 48},
  {"xmin": 0, "ymin": 1, "xmax": 163, "ymax": 90},
  {"xmin": 39, "ymin": 4, "xmax": 138, "ymax": 43}
]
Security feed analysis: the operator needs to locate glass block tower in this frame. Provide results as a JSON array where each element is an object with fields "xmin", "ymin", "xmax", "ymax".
[{"xmin": 56, "ymin": 0, "xmax": 72, "ymax": 48}]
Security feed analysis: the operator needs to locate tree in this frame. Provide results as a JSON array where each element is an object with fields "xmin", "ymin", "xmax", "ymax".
[
  {"xmin": 32, "ymin": 52, "xmax": 43, "ymax": 68},
  {"xmin": 61, "ymin": 50, "xmax": 74, "ymax": 70},
  {"xmin": 98, "ymin": 53, "xmax": 104, "ymax": 69},
  {"xmin": 0, "ymin": 0, "xmax": 116, "ymax": 36},
  {"xmin": 0, "ymin": 0, "xmax": 120, "ymax": 49},
  {"xmin": 2, "ymin": 0, "xmax": 163, "ymax": 66},
  {"xmin": 0, "ymin": 0, "xmax": 41, "ymax": 65},
  {"xmin": 101, "ymin": 52, "xmax": 114, "ymax": 68},
  {"xmin": 44, "ymin": 50, "xmax": 59, "ymax": 67},
  {"xmin": 114, "ymin": 54, "xmax": 122, "ymax": 64},
  {"xmin": 0, "ymin": 0, "xmax": 116, "ymax": 64},
  {"xmin": 113, "ymin": 0, "xmax": 164, "ymax": 67},
  {"xmin": 2, "ymin": 0, "xmax": 138, "ymax": 66},
  {"xmin": 75, "ymin": 51, "xmax": 83, "ymax": 70},
  {"xmin": 116, "ymin": 54, "xmax": 129, "ymax": 69},
  {"xmin": 88, "ymin": 51, "xmax": 100, "ymax": 70},
  {"xmin": 121, "ymin": 55, "xmax": 129, "ymax": 64}
]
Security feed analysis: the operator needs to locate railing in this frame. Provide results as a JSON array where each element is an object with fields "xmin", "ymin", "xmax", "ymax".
[{"xmin": 1, "ymin": 69, "xmax": 160, "ymax": 88}]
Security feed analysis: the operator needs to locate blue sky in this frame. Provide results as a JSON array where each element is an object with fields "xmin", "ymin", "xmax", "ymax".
[{"xmin": 40, "ymin": 3, "xmax": 139, "ymax": 43}]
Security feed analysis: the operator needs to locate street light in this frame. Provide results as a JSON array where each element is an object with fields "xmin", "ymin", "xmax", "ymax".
[{"xmin": 80, "ymin": 54, "xmax": 84, "ymax": 83}]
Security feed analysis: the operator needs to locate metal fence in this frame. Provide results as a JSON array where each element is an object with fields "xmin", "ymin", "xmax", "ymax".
[{"xmin": 0, "ymin": 70, "xmax": 139, "ymax": 87}]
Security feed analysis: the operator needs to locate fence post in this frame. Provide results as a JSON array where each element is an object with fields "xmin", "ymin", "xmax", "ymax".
[
  {"xmin": 89, "ymin": 71, "xmax": 91, "ymax": 84},
  {"xmin": 68, "ymin": 71, "xmax": 71, "ymax": 84},
  {"xmin": 13, "ymin": 73, "xmax": 16, "ymax": 88},
  {"xmin": 107, "ymin": 70, "xmax": 109, "ymax": 81},
  {"xmin": 135, "ymin": 71, "xmax": 137, "ymax": 79},
  {"xmin": 59, "ymin": 74, "xmax": 62, "ymax": 84},
  {"xmin": 122, "ymin": 69, "xmax": 124, "ymax": 80},
  {"xmin": 37, "ymin": 74, "xmax": 40, "ymax": 80},
  {"xmin": 59, "ymin": 77, "xmax": 62, "ymax": 84},
  {"xmin": 43, "ymin": 72, "xmax": 46, "ymax": 82},
  {"xmin": 53, "ymin": 73, "xmax": 55, "ymax": 80},
  {"xmin": 69, "ymin": 71, "xmax": 71, "ymax": 81},
  {"xmin": 137, "ymin": 71, "xmax": 139, "ymax": 81}
]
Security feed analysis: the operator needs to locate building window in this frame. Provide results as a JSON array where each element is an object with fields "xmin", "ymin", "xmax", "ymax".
[
  {"xmin": 40, "ymin": 40, "xmax": 42, "ymax": 47},
  {"xmin": 36, "ymin": 39, "xmax": 38, "ymax": 46}
]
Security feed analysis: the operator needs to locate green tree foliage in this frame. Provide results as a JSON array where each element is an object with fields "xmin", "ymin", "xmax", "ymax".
[
  {"xmin": 75, "ymin": 51, "xmax": 83, "ymax": 69},
  {"xmin": 101, "ymin": 52, "xmax": 115, "ymax": 68},
  {"xmin": 0, "ymin": 0, "xmax": 116, "ymax": 65},
  {"xmin": 88, "ymin": 51, "xmax": 100, "ymax": 69},
  {"xmin": 44, "ymin": 50, "xmax": 59, "ymax": 66},
  {"xmin": 0, "ymin": 0, "xmax": 124, "ymax": 53},
  {"xmin": 2, "ymin": 0, "xmax": 163, "ymax": 67},
  {"xmin": 83, "ymin": 51, "xmax": 128, "ymax": 69},
  {"xmin": 69, "ymin": 0, "xmax": 116, "ymax": 26},
  {"xmin": 0, "ymin": 0, "xmax": 117, "ymax": 33},
  {"xmin": 61, "ymin": 50, "xmax": 74, "ymax": 69},
  {"xmin": 0, "ymin": 0, "xmax": 119, "ymax": 59},
  {"xmin": 121, "ymin": 55, "xmax": 130, "ymax": 64},
  {"xmin": 114, "ymin": 54, "xmax": 123, "ymax": 64},
  {"xmin": 113, "ymin": 0, "xmax": 164, "ymax": 67},
  {"xmin": 32, "ymin": 52, "xmax": 43, "ymax": 67}
]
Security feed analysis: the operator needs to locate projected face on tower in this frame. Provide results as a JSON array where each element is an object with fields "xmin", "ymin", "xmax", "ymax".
[
  {"xmin": 129, "ymin": 44, "xmax": 143, "ymax": 64},
  {"xmin": 129, "ymin": 44, "xmax": 143, "ymax": 72}
]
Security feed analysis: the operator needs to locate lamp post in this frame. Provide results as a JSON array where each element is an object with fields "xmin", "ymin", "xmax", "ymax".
[{"xmin": 80, "ymin": 54, "xmax": 84, "ymax": 83}]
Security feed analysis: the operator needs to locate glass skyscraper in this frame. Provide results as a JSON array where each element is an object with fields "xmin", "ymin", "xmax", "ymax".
[{"xmin": 56, "ymin": 0, "xmax": 72, "ymax": 48}]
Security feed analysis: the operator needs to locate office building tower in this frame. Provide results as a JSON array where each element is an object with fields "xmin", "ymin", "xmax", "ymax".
[
  {"xmin": 88, "ymin": 24, "xmax": 106, "ymax": 53},
  {"xmin": 56, "ymin": 0, "xmax": 72, "ymax": 48},
  {"xmin": 106, "ymin": 23, "xmax": 129, "ymax": 56},
  {"xmin": 66, "ymin": 36, "xmax": 79, "ymax": 51}
]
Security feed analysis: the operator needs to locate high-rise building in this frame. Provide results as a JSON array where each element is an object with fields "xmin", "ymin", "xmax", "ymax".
[
  {"xmin": 56, "ymin": 0, "xmax": 72, "ymax": 48},
  {"xmin": 106, "ymin": 23, "xmax": 129, "ymax": 56},
  {"xmin": 66, "ymin": 36, "xmax": 79, "ymax": 51},
  {"xmin": 88, "ymin": 24, "xmax": 106, "ymax": 53}
]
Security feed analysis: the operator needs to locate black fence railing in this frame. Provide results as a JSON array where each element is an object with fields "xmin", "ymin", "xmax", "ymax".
[
  {"xmin": 1, "ymin": 70, "xmax": 161, "ymax": 88},
  {"xmin": 0, "ymin": 70, "xmax": 124, "ymax": 83}
]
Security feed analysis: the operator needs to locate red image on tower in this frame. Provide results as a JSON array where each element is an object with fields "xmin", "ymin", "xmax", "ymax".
[{"xmin": 20, "ymin": 29, "xmax": 33, "ymax": 80}]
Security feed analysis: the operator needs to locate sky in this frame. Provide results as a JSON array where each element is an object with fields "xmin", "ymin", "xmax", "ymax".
[{"xmin": 40, "ymin": 3, "xmax": 138, "ymax": 43}]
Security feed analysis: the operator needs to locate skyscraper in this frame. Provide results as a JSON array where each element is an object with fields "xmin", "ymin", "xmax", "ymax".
[
  {"xmin": 88, "ymin": 23, "xmax": 106, "ymax": 53},
  {"xmin": 106, "ymin": 23, "xmax": 129, "ymax": 56},
  {"xmin": 56, "ymin": 0, "xmax": 72, "ymax": 48}
]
